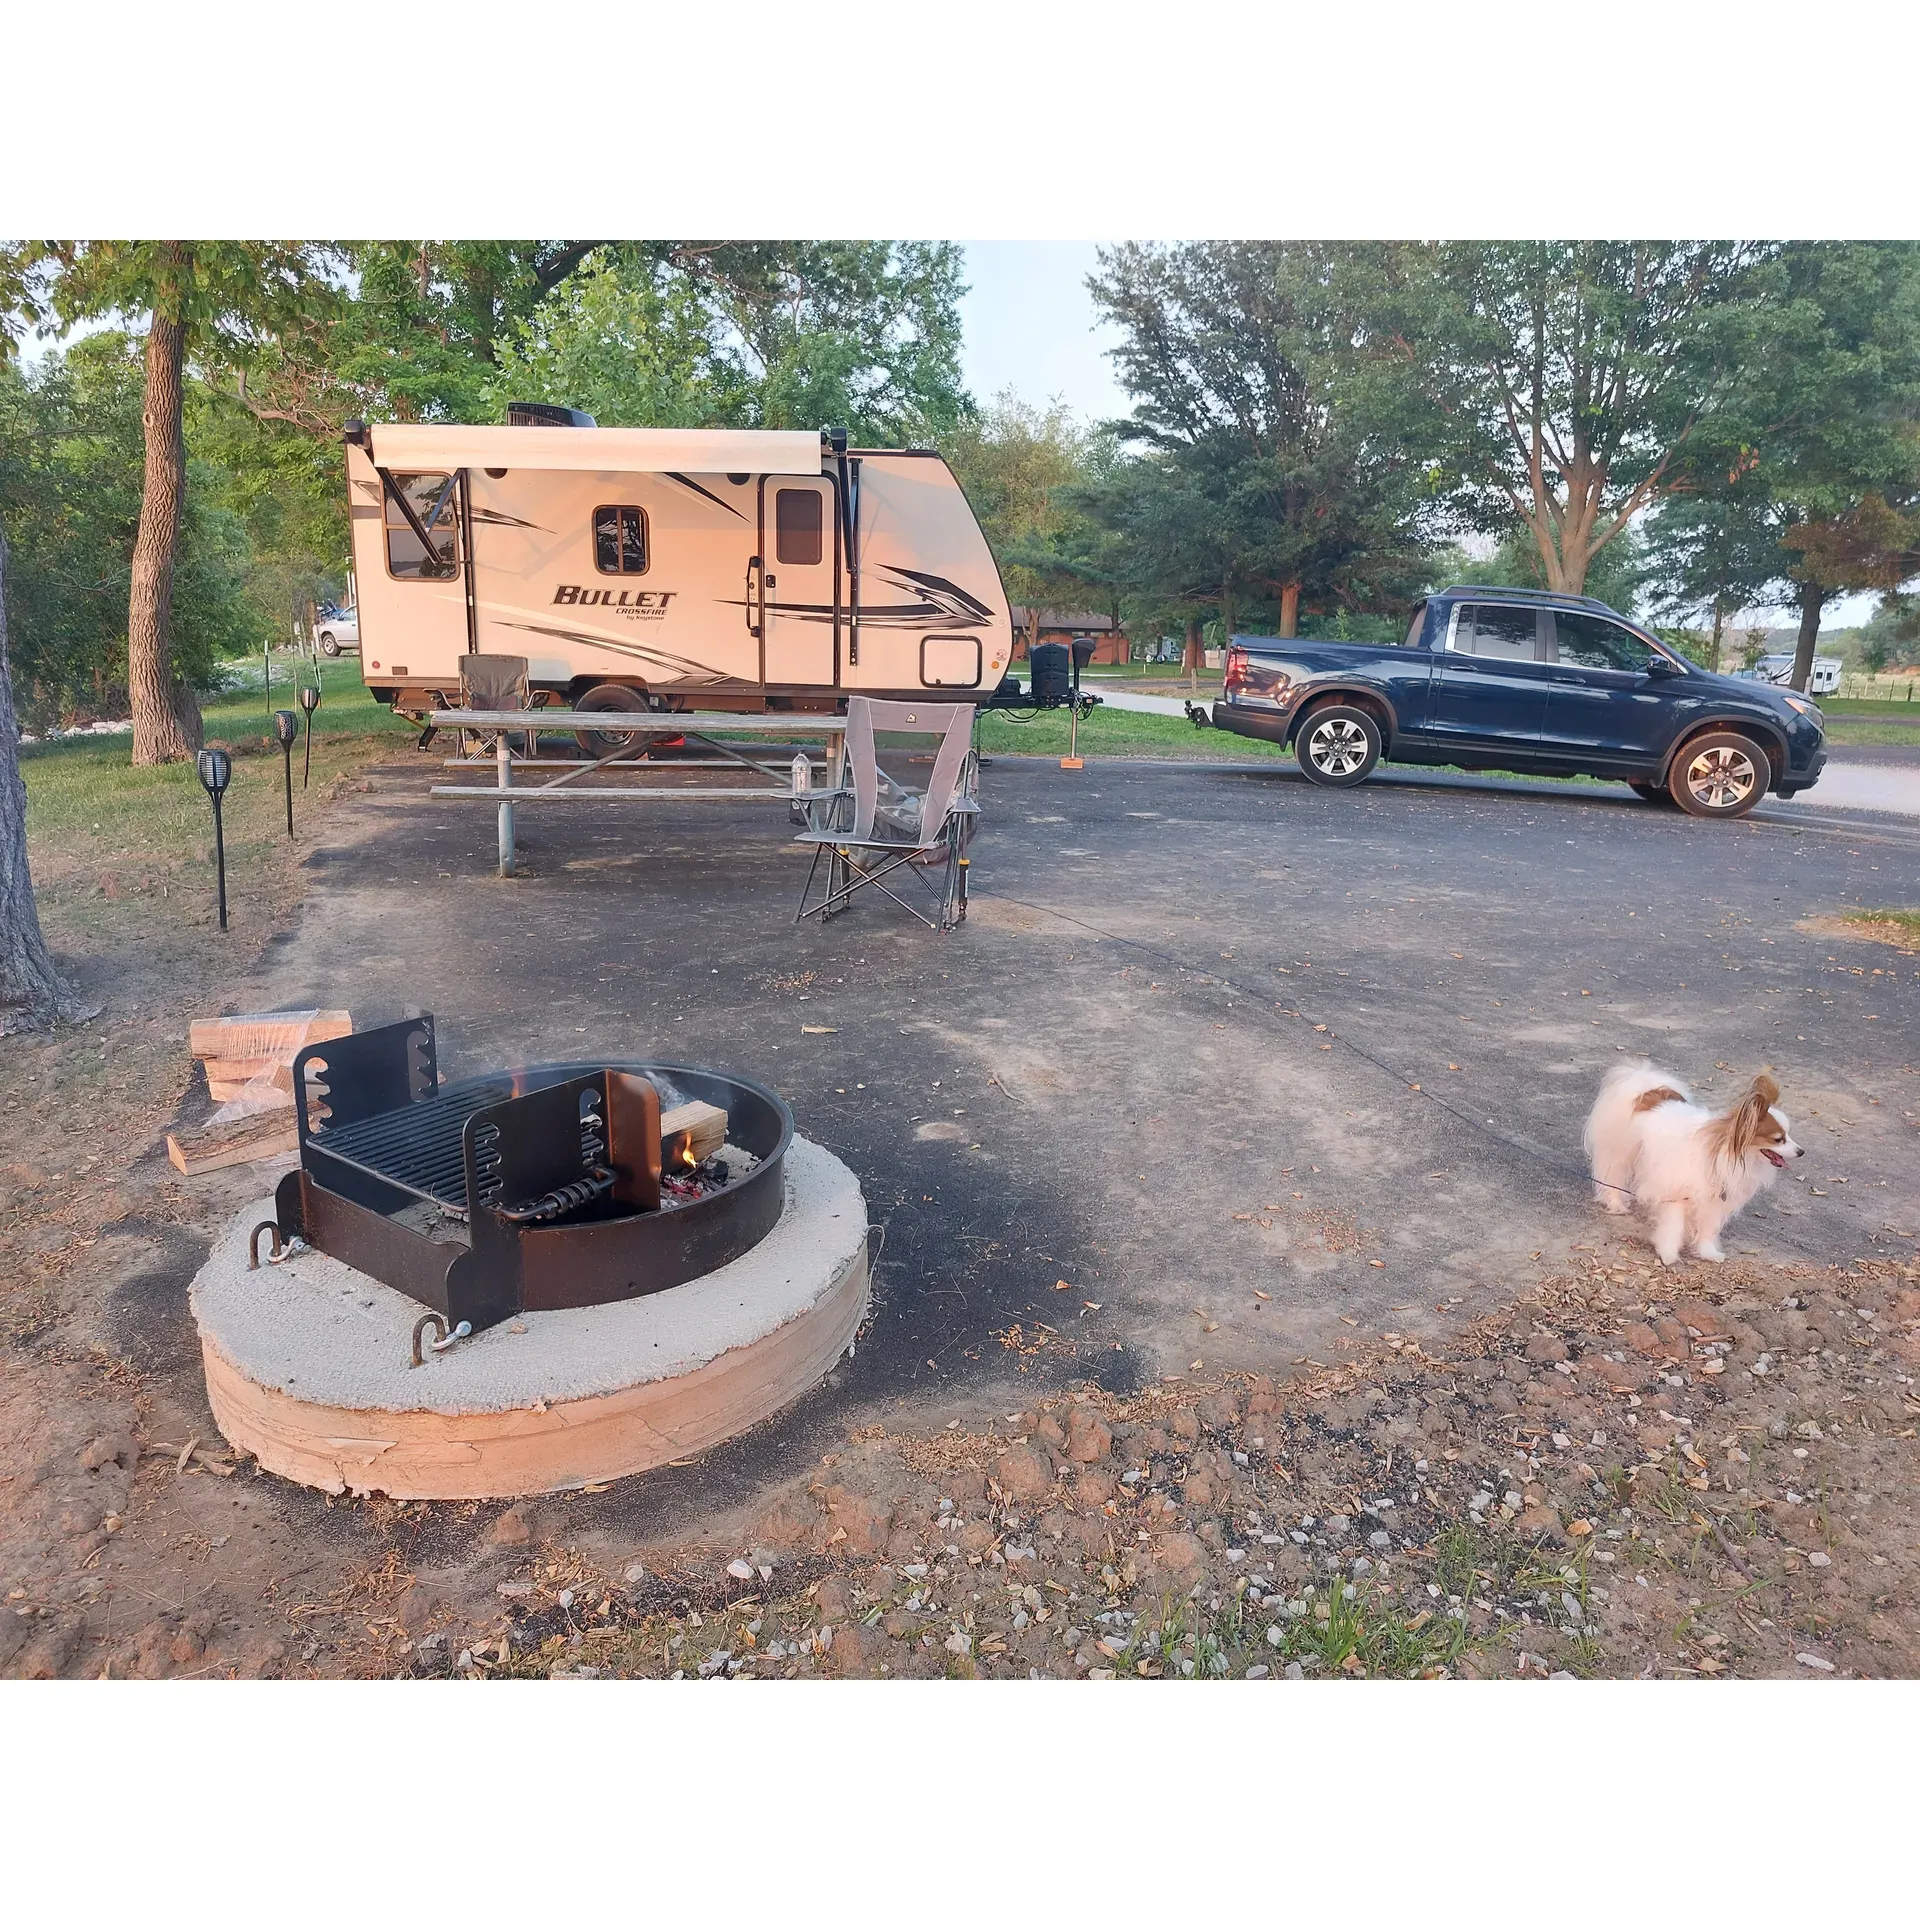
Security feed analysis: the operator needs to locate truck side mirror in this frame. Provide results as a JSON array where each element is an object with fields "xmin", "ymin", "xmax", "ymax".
[{"xmin": 1644, "ymin": 652, "xmax": 1682, "ymax": 677}]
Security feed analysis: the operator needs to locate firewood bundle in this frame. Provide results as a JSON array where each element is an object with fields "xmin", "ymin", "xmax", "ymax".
[{"xmin": 166, "ymin": 1010, "xmax": 352, "ymax": 1176}]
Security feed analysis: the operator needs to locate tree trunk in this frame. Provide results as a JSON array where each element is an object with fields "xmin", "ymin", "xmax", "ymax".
[
  {"xmin": 1278, "ymin": 581, "xmax": 1301, "ymax": 639},
  {"xmin": 128, "ymin": 288, "xmax": 201, "ymax": 765},
  {"xmin": 1182, "ymin": 615, "xmax": 1202, "ymax": 672},
  {"xmin": 0, "ymin": 531, "xmax": 89, "ymax": 1034},
  {"xmin": 1791, "ymin": 578, "xmax": 1824, "ymax": 693},
  {"xmin": 1709, "ymin": 598, "xmax": 1725, "ymax": 674}
]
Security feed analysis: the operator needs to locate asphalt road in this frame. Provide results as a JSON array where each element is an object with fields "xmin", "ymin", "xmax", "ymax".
[{"xmin": 223, "ymin": 748, "xmax": 1920, "ymax": 1524}]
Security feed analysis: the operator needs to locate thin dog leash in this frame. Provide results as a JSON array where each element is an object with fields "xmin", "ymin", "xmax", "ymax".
[{"xmin": 972, "ymin": 886, "xmax": 1840, "ymax": 1257}]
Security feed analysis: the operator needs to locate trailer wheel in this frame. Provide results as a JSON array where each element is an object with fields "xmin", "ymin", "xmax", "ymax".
[{"xmin": 573, "ymin": 683, "xmax": 650, "ymax": 756}]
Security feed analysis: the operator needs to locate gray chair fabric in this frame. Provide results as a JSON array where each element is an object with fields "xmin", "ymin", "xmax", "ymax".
[
  {"xmin": 795, "ymin": 698, "xmax": 978, "ymax": 931},
  {"xmin": 455, "ymin": 654, "xmax": 531, "ymax": 757}
]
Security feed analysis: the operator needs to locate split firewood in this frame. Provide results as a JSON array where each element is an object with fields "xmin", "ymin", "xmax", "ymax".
[
  {"xmin": 188, "ymin": 1010, "xmax": 350, "ymax": 1061},
  {"xmin": 166, "ymin": 1107, "xmax": 300, "ymax": 1176},
  {"xmin": 660, "ymin": 1099, "xmax": 727, "ymax": 1165}
]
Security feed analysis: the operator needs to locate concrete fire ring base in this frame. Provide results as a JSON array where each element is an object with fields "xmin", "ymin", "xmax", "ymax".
[{"xmin": 189, "ymin": 1136, "xmax": 868, "ymax": 1500}]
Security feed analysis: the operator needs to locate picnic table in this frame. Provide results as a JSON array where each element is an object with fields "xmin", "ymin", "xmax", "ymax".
[{"xmin": 427, "ymin": 709, "xmax": 848, "ymax": 877}]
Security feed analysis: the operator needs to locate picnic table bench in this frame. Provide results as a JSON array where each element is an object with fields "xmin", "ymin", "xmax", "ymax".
[{"xmin": 428, "ymin": 709, "xmax": 848, "ymax": 877}]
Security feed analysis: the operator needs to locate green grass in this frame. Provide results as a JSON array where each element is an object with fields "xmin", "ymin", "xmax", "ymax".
[
  {"xmin": 1843, "ymin": 908, "xmax": 1920, "ymax": 945},
  {"xmin": 20, "ymin": 655, "xmax": 412, "ymax": 959},
  {"xmin": 1820, "ymin": 697, "xmax": 1920, "ymax": 717},
  {"xmin": 978, "ymin": 705, "xmax": 1290, "ymax": 762},
  {"xmin": 1821, "ymin": 723, "xmax": 1920, "ymax": 747}
]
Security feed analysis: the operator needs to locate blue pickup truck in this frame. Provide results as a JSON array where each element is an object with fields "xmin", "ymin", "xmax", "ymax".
[{"xmin": 1210, "ymin": 585, "xmax": 1827, "ymax": 819}]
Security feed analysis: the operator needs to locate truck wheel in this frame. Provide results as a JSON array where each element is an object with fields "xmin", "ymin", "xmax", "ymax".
[
  {"xmin": 1627, "ymin": 780, "xmax": 1677, "ymax": 806},
  {"xmin": 1295, "ymin": 704, "xmax": 1381, "ymax": 787},
  {"xmin": 1670, "ymin": 732, "xmax": 1770, "ymax": 819},
  {"xmin": 573, "ymin": 682, "xmax": 650, "ymax": 756},
  {"xmin": 319, "ymin": 632, "xmax": 340, "ymax": 656}
]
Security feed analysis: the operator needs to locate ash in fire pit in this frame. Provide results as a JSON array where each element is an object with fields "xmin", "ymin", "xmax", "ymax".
[{"xmin": 269, "ymin": 1014, "xmax": 791, "ymax": 1333}]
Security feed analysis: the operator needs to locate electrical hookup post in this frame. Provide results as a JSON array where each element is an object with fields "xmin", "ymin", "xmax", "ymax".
[{"xmin": 1060, "ymin": 633, "xmax": 1093, "ymax": 770}]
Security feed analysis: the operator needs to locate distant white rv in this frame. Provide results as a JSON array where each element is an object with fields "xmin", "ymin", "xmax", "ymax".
[
  {"xmin": 341, "ymin": 412, "xmax": 1012, "ymax": 719},
  {"xmin": 1748, "ymin": 652, "xmax": 1841, "ymax": 694}
]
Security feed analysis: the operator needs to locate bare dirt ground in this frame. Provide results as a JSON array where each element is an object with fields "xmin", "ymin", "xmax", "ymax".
[{"xmin": 4, "ymin": 747, "xmax": 1918, "ymax": 1679}]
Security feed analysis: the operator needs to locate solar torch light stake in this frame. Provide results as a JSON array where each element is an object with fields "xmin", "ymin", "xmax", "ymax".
[
  {"xmin": 299, "ymin": 681, "xmax": 321, "ymax": 787},
  {"xmin": 273, "ymin": 709, "xmax": 299, "ymax": 837},
  {"xmin": 195, "ymin": 747, "xmax": 233, "ymax": 931}
]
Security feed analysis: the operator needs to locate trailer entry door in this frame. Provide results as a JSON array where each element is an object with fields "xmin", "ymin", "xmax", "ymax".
[{"xmin": 760, "ymin": 477, "xmax": 837, "ymax": 688}]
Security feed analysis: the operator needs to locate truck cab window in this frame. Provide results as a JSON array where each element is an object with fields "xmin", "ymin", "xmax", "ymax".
[
  {"xmin": 1552, "ymin": 610, "xmax": 1656, "ymax": 673},
  {"xmin": 775, "ymin": 487, "xmax": 824, "ymax": 566},
  {"xmin": 1450, "ymin": 604, "xmax": 1543, "ymax": 661},
  {"xmin": 594, "ymin": 505, "xmax": 648, "ymax": 574},
  {"xmin": 383, "ymin": 473, "xmax": 460, "ymax": 580},
  {"xmin": 1403, "ymin": 602, "xmax": 1430, "ymax": 647}
]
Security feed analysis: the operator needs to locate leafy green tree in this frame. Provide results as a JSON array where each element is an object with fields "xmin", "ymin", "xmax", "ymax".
[
  {"xmin": 1089, "ymin": 243, "xmax": 1432, "ymax": 639},
  {"xmin": 1857, "ymin": 595, "xmax": 1920, "ymax": 674},
  {"xmin": 1741, "ymin": 245, "xmax": 1920, "ymax": 687},
  {"xmin": 943, "ymin": 392, "xmax": 1119, "ymax": 648},
  {"xmin": 1363, "ymin": 242, "xmax": 1771, "ymax": 598},
  {"xmin": 0, "ymin": 335, "xmax": 271, "ymax": 729},
  {"xmin": 1639, "ymin": 482, "xmax": 1789, "ymax": 670},
  {"xmin": 485, "ymin": 252, "xmax": 741, "ymax": 426},
  {"xmin": 2, "ymin": 243, "xmax": 339, "ymax": 761}
]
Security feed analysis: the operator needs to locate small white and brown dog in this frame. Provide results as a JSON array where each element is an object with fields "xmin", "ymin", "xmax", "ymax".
[{"xmin": 1584, "ymin": 1060, "xmax": 1804, "ymax": 1265}]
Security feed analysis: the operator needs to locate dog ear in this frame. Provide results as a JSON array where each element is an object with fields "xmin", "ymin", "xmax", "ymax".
[{"xmin": 1751, "ymin": 1072, "xmax": 1780, "ymax": 1110}]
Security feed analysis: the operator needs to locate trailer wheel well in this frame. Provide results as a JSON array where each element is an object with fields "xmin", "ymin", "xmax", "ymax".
[
  {"xmin": 567, "ymin": 675, "xmax": 651, "ymax": 704},
  {"xmin": 1290, "ymin": 687, "xmax": 1394, "ymax": 752}
]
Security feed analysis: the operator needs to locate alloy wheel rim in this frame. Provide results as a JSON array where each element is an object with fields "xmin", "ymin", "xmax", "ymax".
[
  {"xmin": 1309, "ymin": 718, "xmax": 1369, "ymax": 776},
  {"xmin": 1685, "ymin": 745, "xmax": 1757, "ymax": 809}
]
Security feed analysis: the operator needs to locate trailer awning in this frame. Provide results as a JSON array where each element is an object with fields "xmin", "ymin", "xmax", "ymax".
[{"xmin": 364, "ymin": 424, "xmax": 825, "ymax": 477}]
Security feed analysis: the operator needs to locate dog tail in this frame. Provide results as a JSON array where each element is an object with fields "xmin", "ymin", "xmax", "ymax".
[{"xmin": 1583, "ymin": 1059, "xmax": 1690, "ymax": 1160}]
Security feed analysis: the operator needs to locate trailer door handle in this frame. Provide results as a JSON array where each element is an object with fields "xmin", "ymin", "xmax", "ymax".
[{"xmin": 745, "ymin": 555, "xmax": 763, "ymax": 639}]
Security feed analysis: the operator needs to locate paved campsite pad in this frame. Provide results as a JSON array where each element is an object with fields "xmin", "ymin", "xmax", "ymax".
[
  {"xmin": 6, "ymin": 747, "xmax": 1919, "ymax": 1677},
  {"xmin": 248, "ymin": 752, "xmax": 1920, "ymax": 1414}
]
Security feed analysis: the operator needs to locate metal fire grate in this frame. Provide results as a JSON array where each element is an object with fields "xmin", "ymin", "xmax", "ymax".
[
  {"xmin": 271, "ymin": 1014, "xmax": 792, "ymax": 1333},
  {"xmin": 305, "ymin": 1076, "xmax": 512, "ymax": 1216}
]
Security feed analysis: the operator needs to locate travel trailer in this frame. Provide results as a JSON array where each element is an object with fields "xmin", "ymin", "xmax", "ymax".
[
  {"xmin": 1747, "ymin": 652, "xmax": 1842, "ymax": 694},
  {"xmin": 341, "ymin": 414, "xmax": 1013, "ymax": 720}
]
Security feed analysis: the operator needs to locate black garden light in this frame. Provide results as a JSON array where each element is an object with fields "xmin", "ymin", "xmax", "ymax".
[
  {"xmin": 196, "ymin": 747, "xmax": 233, "ymax": 931},
  {"xmin": 273, "ymin": 708, "xmax": 299, "ymax": 837},
  {"xmin": 299, "ymin": 681, "xmax": 321, "ymax": 787}
]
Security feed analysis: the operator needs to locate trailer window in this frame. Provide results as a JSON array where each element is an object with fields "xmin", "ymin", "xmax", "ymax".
[
  {"xmin": 383, "ymin": 473, "xmax": 461, "ymax": 580},
  {"xmin": 774, "ymin": 488, "xmax": 824, "ymax": 566},
  {"xmin": 593, "ymin": 505, "xmax": 648, "ymax": 574}
]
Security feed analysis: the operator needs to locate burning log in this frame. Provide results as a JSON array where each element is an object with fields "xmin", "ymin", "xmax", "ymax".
[{"xmin": 661, "ymin": 1100, "xmax": 727, "ymax": 1169}]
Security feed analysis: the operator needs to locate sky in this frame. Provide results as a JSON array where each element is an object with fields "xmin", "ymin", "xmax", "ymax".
[{"xmin": 958, "ymin": 241, "xmax": 1131, "ymax": 426}]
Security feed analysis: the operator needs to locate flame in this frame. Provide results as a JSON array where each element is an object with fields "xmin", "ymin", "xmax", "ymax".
[{"xmin": 675, "ymin": 1136, "xmax": 698, "ymax": 1171}]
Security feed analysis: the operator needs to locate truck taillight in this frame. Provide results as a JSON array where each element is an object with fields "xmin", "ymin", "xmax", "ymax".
[{"xmin": 1223, "ymin": 646, "xmax": 1250, "ymax": 692}]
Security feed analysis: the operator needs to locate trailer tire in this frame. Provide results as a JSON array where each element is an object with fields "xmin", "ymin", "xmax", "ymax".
[{"xmin": 573, "ymin": 683, "xmax": 650, "ymax": 756}]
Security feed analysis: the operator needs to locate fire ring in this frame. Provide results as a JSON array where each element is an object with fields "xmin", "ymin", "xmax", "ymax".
[
  {"xmin": 189, "ymin": 1137, "xmax": 869, "ymax": 1499},
  {"xmin": 269, "ymin": 1015, "xmax": 795, "ymax": 1330}
]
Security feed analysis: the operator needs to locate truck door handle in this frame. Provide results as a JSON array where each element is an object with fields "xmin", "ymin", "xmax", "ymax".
[{"xmin": 745, "ymin": 555, "xmax": 762, "ymax": 639}]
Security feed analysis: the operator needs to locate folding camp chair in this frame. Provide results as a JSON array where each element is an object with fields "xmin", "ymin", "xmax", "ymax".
[
  {"xmin": 455, "ymin": 654, "xmax": 532, "ymax": 760},
  {"xmin": 795, "ymin": 698, "xmax": 978, "ymax": 932}
]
